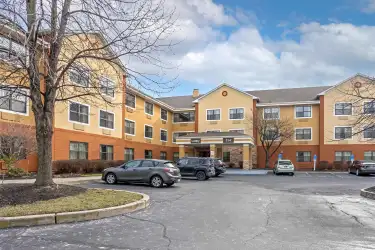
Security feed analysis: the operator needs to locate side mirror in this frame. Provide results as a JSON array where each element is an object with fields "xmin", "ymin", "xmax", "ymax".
[{"xmin": 122, "ymin": 165, "xmax": 127, "ymax": 169}]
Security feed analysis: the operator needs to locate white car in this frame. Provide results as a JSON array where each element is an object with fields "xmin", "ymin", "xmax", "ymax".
[{"xmin": 273, "ymin": 160, "xmax": 295, "ymax": 176}]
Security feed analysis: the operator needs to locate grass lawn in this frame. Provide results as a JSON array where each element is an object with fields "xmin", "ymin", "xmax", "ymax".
[{"xmin": 0, "ymin": 189, "xmax": 142, "ymax": 217}]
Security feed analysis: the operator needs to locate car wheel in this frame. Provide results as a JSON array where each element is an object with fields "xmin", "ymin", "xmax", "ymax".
[
  {"xmin": 166, "ymin": 182, "xmax": 175, "ymax": 187},
  {"xmin": 289, "ymin": 172, "xmax": 294, "ymax": 176},
  {"xmin": 356, "ymin": 169, "xmax": 361, "ymax": 176},
  {"xmin": 105, "ymin": 173, "xmax": 117, "ymax": 184},
  {"xmin": 196, "ymin": 171, "xmax": 207, "ymax": 181},
  {"xmin": 150, "ymin": 175, "xmax": 164, "ymax": 188},
  {"xmin": 215, "ymin": 173, "xmax": 220, "ymax": 177}
]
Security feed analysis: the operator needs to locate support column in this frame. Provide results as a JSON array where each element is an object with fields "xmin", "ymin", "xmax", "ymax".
[
  {"xmin": 179, "ymin": 145, "xmax": 185, "ymax": 158},
  {"xmin": 243, "ymin": 144, "xmax": 250, "ymax": 170},
  {"xmin": 210, "ymin": 144, "xmax": 216, "ymax": 158}
]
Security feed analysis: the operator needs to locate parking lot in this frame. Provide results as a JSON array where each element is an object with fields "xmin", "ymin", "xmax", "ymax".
[{"xmin": 1, "ymin": 172, "xmax": 375, "ymax": 250}]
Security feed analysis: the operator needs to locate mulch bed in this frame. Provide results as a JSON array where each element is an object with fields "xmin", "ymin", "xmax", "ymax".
[{"xmin": 0, "ymin": 184, "xmax": 87, "ymax": 208}]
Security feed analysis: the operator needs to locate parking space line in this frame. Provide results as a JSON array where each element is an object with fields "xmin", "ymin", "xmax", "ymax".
[
  {"xmin": 305, "ymin": 172, "xmax": 311, "ymax": 177},
  {"xmin": 330, "ymin": 173, "xmax": 343, "ymax": 178}
]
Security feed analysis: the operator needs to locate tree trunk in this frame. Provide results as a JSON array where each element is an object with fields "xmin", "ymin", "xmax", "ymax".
[
  {"xmin": 265, "ymin": 151, "xmax": 270, "ymax": 169},
  {"xmin": 34, "ymin": 112, "xmax": 55, "ymax": 186}
]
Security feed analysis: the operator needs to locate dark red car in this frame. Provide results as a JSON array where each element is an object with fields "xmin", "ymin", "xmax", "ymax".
[{"xmin": 348, "ymin": 160, "xmax": 375, "ymax": 176}]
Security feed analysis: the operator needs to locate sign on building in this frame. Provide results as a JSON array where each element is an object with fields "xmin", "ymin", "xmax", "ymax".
[
  {"xmin": 223, "ymin": 138, "xmax": 234, "ymax": 143},
  {"xmin": 190, "ymin": 138, "xmax": 201, "ymax": 144}
]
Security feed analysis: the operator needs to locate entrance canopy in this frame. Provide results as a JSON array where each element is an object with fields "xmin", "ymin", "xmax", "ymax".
[{"xmin": 176, "ymin": 132, "xmax": 255, "ymax": 146}]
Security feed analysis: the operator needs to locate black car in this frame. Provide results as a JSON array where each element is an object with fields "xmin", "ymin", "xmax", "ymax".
[
  {"xmin": 176, "ymin": 157, "xmax": 216, "ymax": 181},
  {"xmin": 212, "ymin": 158, "xmax": 226, "ymax": 176}
]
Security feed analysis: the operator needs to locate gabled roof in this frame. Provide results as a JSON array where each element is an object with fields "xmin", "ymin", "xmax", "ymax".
[
  {"xmin": 192, "ymin": 83, "xmax": 259, "ymax": 103},
  {"xmin": 317, "ymin": 73, "xmax": 373, "ymax": 96},
  {"xmin": 179, "ymin": 132, "xmax": 251, "ymax": 138},
  {"xmin": 248, "ymin": 86, "xmax": 331, "ymax": 104},
  {"xmin": 157, "ymin": 95, "xmax": 199, "ymax": 109}
]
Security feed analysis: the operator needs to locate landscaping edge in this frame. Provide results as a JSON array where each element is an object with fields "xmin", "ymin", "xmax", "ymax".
[
  {"xmin": 0, "ymin": 190, "xmax": 150, "ymax": 229},
  {"xmin": 360, "ymin": 187, "xmax": 375, "ymax": 200}
]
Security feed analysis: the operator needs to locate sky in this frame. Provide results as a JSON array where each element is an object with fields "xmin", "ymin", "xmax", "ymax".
[{"xmin": 128, "ymin": 0, "xmax": 375, "ymax": 97}]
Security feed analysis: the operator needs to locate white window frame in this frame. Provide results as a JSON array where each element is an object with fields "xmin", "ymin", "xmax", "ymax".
[
  {"xmin": 99, "ymin": 76, "xmax": 115, "ymax": 98},
  {"xmin": 144, "ymin": 124, "xmax": 153, "ymax": 139},
  {"xmin": 228, "ymin": 128, "xmax": 245, "ymax": 134},
  {"xmin": 206, "ymin": 108, "xmax": 221, "ymax": 121},
  {"xmin": 334, "ymin": 102, "xmax": 353, "ymax": 116},
  {"xmin": 263, "ymin": 107, "xmax": 280, "ymax": 120},
  {"xmin": 125, "ymin": 92, "xmax": 136, "ymax": 109},
  {"xmin": 68, "ymin": 65, "xmax": 90, "ymax": 87},
  {"xmin": 172, "ymin": 131, "xmax": 194, "ymax": 144},
  {"xmin": 334, "ymin": 126, "xmax": 353, "ymax": 140},
  {"xmin": 98, "ymin": 109, "xmax": 115, "ymax": 130},
  {"xmin": 160, "ymin": 108, "xmax": 168, "ymax": 121},
  {"xmin": 362, "ymin": 125, "xmax": 375, "ymax": 140},
  {"xmin": 294, "ymin": 105, "xmax": 312, "ymax": 119},
  {"xmin": 160, "ymin": 128, "xmax": 168, "ymax": 142},
  {"xmin": 295, "ymin": 127, "xmax": 312, "ymax": 141},
  {"xmin": 228, "ymin": 107, "xmax": 245, "ymax": 120},
  {"xmin": 144, "ymin": 101, "xmax": 154, "ymax": 116},
  {"xmin": 0, "ymin": 86, "xmax": 29, "ymax": 116},
  {"xmin": 172, "ymin": 111, "xmax": 195, "ymax": 124},
  {"xmin": 125, "ymin": 119, "xmax": 136, "ymax": 136},
  {"xmin": 206, "ymin": 129, "xmax": 221, "ymax": 132},
  {"xmin": 68, "ymin": 101, "xmax": 90, "ymax": 125}
]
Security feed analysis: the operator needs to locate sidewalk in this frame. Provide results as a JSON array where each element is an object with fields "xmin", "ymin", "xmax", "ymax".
[{"xmin": 1, "ymin": 176, "xmax": 100, "ymax": 185}]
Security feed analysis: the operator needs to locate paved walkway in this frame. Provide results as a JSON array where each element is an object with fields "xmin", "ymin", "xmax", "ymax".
[{"xmin": 1, "ymin": 176, "xmax": 100, "ymax": 184}]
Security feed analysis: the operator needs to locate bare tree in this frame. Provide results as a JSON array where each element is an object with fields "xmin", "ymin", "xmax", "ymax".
[
  {"xmin": 0, "ymin": 122, "xmax": 36, "ymax": 172},
  {"xmin": 0, "ymin": 0, "xmax": 178, "ymax": 186},
  {"xmin": 252, "ymin": 111, "xmax": 294, "ymax": 168}
]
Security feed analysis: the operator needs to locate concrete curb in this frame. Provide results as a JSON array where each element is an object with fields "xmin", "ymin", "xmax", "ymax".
[
  {"xmin": 0, "ymin": 191, "xmax": 149, "ymax": 229},
  {"xmin": 360, "ymin": 187, "xmax": 375, "ymax": 200}
]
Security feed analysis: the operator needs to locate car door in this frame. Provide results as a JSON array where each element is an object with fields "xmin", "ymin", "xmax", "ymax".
[
  {"xmin": 185, "ymin": 158, "xmax": 199, "ymax": 176},
  {"xmin": 177, "ymin": 159, "xmax": 188, "ymax": 175},
  {"xmin": 117, "ymin": 160, "xmax": 142, "ymax": 181},
  {"xmin": 137, "ymin": 160, "xmax": 156, "ymax": 182}
]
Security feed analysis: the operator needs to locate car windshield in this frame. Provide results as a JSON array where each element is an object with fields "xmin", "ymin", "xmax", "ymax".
[
  {"xmin": 279, "ymin": 160, "xmax": 292, "ymax": 165},
  {"xmin": 164, "ymin": 162, "xmax": 176, "ymax": 168}
]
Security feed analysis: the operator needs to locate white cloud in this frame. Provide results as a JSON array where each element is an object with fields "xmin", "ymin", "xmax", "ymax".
[{"xmin": 127, "ymin": 0, "xmax": 375, "ymax": 93}]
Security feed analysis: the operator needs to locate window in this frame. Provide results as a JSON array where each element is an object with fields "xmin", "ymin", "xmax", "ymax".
[
  {"xmin": 69, "ymin": 67, "xmax": 89, "ymax": 87},
  {"xmin": 69, "ymin": 142, "xmax": 88, "ymax": 160},
  {"xmin": 295, "ymin": 128, "xmax": 312, "ymax": 140},
  {"xmin": 295, "ymin": 105, "xmax": 312, "ymax": 118},
  {"xmin": 145, "ymin": 150, "xmax": 152, "ymax": 159},
  {"xmin": 364, "ymin": 151, "xmax": 375, "ymax": 161},
  {"xmin": 69, "ymin": 102, "xmax": 89, "ymax": 124},
  {"xmin": 229, "ymin": 129, "xmax": 244, "ymax": 134},
  {"xmin": 124, "ymin": 148, "xmax": 134, "ymax": 162},
  {"xmin": 364, "ymin": 101, "xmax": 375, "ymax": 114},
  {"xmin": 264, "ymin": 107, "xmax": 279, "ymax": 120},
  {"xmin": 99, "ymin": 77, "xmax": 115, "ymax": 97},
  {"xmin": 296, "ymin": 151, "xmax": 311, "ymax": 162},
  {"xmin": 173, "ymin": 111, "xmax": 195, "ymax": 123},
  {"xmin": 223, "ymin": 152, "xmax": 230, "ymax": 162},
  {"xmin": 335, "ymin": 103, "xmax": 352, "ymax": 116},
  {"xmin": 264, "ymin": 128, "xmax": 279, "ymax": 140},
  {"xmin": 125, "ymin": 160, "xmax": 141, "ymax": 168},
  {"xmin": 161, "ymin": 108, "xmax": 168, "ymax": 121},
  {"xmin": 99, "ymin": 110, "xmax": 114, "ymax": 129},
  {"xmin": 229, "ymin": 108, "xmax": 244, "ymax": 120},
  {"xmin": 173, "ymin": 152, "xmax": 179, "ymax": 162},
  {"xmin": 173, "ymin": 132, "xmax": 191, "ymax": 142},
  {"xmin": 207, "ymin": 109, "xmax": 220, "ymax": 120},
  {"xmin": 334, "ymin": 127, "xmax": 352, "ymax": 140},
  {"xmin": 145, "ymin": 101, "xmax": 154, "ymax": 115},
  {"xmin": 125, "ymin": 92, "xmax": 136, "ymax": 108},
  {"xmin": 0, "ymin": 37, "xmax": 27, "ymax": 65},
  {"xmin": 100, "ymin": 145, "xmax": 113, "ymax": 160},
  {"xmin": 335, "ymin": 151, "xmax": 352, "ymax": 161},
  {"xmin": 0, "ymin": 88, "xmax": 27, "ymax": 114},
  {"xmin": 145, "ymin": 125, "xmax": 153, "ymax": 139},
  {"xmin": 160, "ymin": 129, "xmax": 167, "ymax": 142},
  {"xmin": 364, "ymin": 126, "xmax": 375, "ymax": 139},
  {"xmin": 160, "ymin": 151, "xmax": 167, "ymax": 160},
  {"xmin": 142, "ymin": 160, "xmax": 155, "ymax": 168},
  {"xmin": 125, "ymin": 119, "xmax": 135, "ymax": 135}
]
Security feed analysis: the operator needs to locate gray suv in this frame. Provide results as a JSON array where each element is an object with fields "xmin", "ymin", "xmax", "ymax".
[{"xmin": 102, "ymin": 159, "xmax": 181, "ymax": 188}]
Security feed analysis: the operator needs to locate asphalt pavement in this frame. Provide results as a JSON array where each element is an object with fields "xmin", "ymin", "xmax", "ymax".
[{"xmin": 1, "ymin": 172, "xmax": 375, "ymax": 250}]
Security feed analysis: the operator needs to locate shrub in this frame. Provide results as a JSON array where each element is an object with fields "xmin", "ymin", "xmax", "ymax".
[
  {"xmin": 7, "ymin": 166, "xmax": 27, "ymax": 177},
  {"xmin": 318, "ymin": 161, "xmax": 329, "ymax": 170},
  {"xmin": 238, "ymin": 161, "xmax": 243, "ymax": 169},
  {"xmin": 53, "ymin": 160, "xmax": 127, "ymax": 174},
  {"xmin": 227, "ymin": 162, "xmax": 235, "ymax": 168}
]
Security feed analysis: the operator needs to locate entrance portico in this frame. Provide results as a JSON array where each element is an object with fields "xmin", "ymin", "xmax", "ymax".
[{"xmin": 176, "ymin": 132, "xmax": 255, "ymax": 169}]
